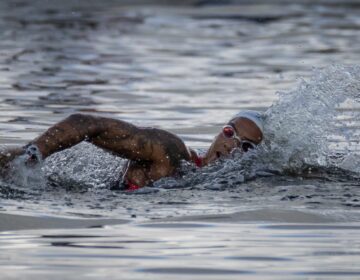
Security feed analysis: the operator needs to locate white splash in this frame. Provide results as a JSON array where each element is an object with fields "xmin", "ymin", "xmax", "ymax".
[
  {"xmin": 43, "ymin": 142, "xmax": 125, "ymax": 189},
  {"xmin": 8, "ymin": 154, "xmax": 46, "ymax": 188},
  {"xmin": 181, "ymin": 65, "xmax": 360, "ymax": 189},
  {"xmin": 263, "ymin": 64, "xmax": 360, "ymax": 173}
]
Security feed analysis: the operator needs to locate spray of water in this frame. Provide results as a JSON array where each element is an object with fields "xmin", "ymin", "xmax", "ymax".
[
  {"xmin": 178, "ymin": 64, "xmax": 360, "ymax": 189},
  {"xmin": 263, "ymin": 64, "xmax": 360, "ymax": 173},
  {"xmin": 43, "ymin": 142, "xmax": 125, "ymax": 189}
]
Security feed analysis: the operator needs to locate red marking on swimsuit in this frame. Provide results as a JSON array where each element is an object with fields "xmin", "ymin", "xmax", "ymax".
[
  {"xmin": 125, "ymin": 182, "xmax": 142, "ymax": 192},
  {"xmin": 193, "ymin": 153, "xmax": 203, "ymax": 168}
]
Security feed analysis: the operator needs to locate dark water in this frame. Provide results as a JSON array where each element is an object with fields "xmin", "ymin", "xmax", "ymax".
[
  {"xmin": 2, "ymin": 221, "xmax": 360, "ymax": 279},
  {"xmin": 0, "ymin": 0, "xmax": 360, "ymax": 279}
]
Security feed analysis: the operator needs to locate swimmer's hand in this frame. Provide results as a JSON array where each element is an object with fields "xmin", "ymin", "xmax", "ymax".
[{"xmin": 23, "ymin": 144, "xmax": 42, "ymax": 166}]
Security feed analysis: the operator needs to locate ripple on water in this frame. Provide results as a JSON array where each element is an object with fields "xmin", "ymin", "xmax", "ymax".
[{"xmin": 1, "ymin": 221, "xmax": 360, "ymax": 279}]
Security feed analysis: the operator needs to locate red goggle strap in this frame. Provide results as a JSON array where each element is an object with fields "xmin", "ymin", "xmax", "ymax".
[{"xmin": 125, "ymin": 181, "xmax": 142, "ymax": 192}]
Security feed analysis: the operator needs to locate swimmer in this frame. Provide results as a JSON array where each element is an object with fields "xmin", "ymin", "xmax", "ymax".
[{"xmin": 0, "ymin": 111, "xmax": 264, "ymax": 190}]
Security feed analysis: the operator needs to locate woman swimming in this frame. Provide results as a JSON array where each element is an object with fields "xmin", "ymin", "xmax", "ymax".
[{"xmin": 0, "ymin": 111, "xmax": 264, "ymax": 190}]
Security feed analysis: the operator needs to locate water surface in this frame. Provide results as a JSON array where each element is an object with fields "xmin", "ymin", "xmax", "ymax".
[{"xmin": 0, "ymin": 1, "xmax": 360, "ymax": 279}]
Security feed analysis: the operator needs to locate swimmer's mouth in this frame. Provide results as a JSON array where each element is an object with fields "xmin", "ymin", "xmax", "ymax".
[{"xmin": 216, "ymin": 151, "xmax": 223, "ymax": 158}]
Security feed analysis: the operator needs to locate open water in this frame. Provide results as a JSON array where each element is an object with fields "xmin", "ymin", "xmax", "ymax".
[{"xmin": 0, "ymin": 0, "xmax": 360, "ymax": 279}]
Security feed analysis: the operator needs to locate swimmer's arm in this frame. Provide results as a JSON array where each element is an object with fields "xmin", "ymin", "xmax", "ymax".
[
  {"xmin": 25, "ymin": 114, "xmax": 190, "ymax": 165},
  {"xmin": 25, "ymin": 114, "xmax": 156, "ymax": 161},
  {"xmin": 0, "ymin": 114, "xmax": 156, "ymax": 165},
  {"xmin": 0, "ymin": 114, "xmax": 192, "ymax": 187}
]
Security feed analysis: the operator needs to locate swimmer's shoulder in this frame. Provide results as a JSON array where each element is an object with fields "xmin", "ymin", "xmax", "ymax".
[{"xmin": 137, "ymin": 126, "xmax": 191, "ymax": 163}]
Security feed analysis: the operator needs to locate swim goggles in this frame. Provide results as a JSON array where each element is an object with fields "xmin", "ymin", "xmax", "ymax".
[{"xmin": 222, "ymin": 124, "xmax": 256, "ymax": 152}]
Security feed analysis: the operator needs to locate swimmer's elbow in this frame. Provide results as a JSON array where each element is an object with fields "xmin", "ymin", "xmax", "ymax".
[{"xmin": 66, "ymin": 113, "xmax": 95, "ymax": 123}]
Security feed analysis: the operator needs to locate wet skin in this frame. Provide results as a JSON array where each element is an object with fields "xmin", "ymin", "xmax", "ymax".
[
  {"xmin": 203, "ymin": 117, "xmax": 263, "ymax": 165},
  {"xmin": 0, "ymin": 114, "xmax": 263, "ymax": 187}
]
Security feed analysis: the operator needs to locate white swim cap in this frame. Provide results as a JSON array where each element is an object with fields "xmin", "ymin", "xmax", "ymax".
[{"xmin": 232, "ymin": 110, "xmax": 264, "ymax": 135}]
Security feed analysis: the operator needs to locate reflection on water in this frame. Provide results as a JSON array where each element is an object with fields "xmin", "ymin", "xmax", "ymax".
[{"xmin": 1, "ymin": 221, "xmax": 360, "ymax": 279}]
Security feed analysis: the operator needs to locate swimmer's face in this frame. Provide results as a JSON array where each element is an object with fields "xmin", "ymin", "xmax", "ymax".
[{"xmin": 203, "ymin": 117, "xmax": 263, "ymax": 165}]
